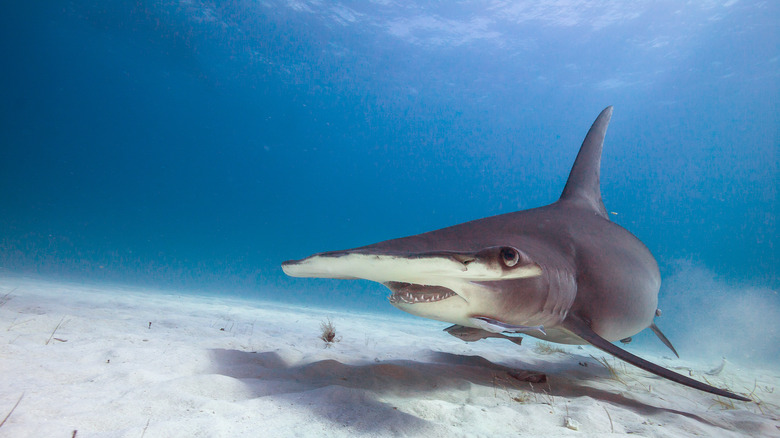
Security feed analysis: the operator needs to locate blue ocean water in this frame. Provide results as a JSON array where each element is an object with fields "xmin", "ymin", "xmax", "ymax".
[{"xmin": 0, "ymin": 2, "xmax": 777, "ymax": 360}]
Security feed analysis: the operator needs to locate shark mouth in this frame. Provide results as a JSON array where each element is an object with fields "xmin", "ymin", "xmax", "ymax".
[{"xmin": 384, "ymin": 282, "xmax": 458, "ymax": 304}]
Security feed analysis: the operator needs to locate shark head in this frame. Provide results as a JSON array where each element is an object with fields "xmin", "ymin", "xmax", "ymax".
[{"xmin": 282, "ymin": 217, "xmax": 571, "ymax": 333}]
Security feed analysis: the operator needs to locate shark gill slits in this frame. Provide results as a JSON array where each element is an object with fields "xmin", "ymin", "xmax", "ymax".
[{"xmin": 500, "ymin": 247, "xmax": 520, "ymax": 267}]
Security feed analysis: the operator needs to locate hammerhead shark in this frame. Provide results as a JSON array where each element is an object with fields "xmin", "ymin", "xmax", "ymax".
[{"xmin": 282, "ymin": 107, "xmax": 749, "ymax": 401}]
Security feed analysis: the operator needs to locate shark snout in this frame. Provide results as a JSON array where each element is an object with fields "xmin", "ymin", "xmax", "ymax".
[
  {"xmin": 281, "ymin": 250, "xmax": 475, "ymax": 283},
  {"xmin": 281, "ymin": 247, "xmax": 542, "ymax": 284}
]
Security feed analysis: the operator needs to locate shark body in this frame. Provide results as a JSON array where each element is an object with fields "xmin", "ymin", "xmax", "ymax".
[{"xmin": 282, "ymin": 107, "xmax": 749, "ymax": 401}]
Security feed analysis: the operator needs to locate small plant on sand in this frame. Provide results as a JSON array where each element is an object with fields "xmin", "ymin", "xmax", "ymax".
[
  {"xmin": 492, "ymin": 374, "xmax": 532, "ymax": 404},
  {"xmin": 591, "ymin": 355, "xmax": 628, "ymax": 387},
  {"xmin": 703, "ymin": 376, "xmax": 741, "ymax": 411},
  {"xmin": 533, "ymin": 341, "xmax": 568, "ymax": 355},
  {"xmin": 319, "ymin": 318, "xmax": 341, "ymax": 347},
  {"xmin": 742, "ymin": 382, "xmax": 778, "ymax": 416}
]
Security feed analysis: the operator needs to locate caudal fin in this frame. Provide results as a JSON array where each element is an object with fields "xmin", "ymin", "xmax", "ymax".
[{"xmin": 564, "ymin": 314, "xmax": 750, "ymax": 401}]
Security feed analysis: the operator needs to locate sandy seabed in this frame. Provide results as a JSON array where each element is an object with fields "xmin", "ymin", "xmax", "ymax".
[{"xmin": 0, "ymin": 276, "xmax": 777, "ymax": 438}]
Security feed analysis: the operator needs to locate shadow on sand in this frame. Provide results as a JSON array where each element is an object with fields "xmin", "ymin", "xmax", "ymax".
[{"xmin": 209, "ymin": 348, "xmax": 721, "ymax": 433}]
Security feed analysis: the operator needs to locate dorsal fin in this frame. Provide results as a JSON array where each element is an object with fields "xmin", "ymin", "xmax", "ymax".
[{"xmin": 558, "ymin": 106, "xmax": 612, "ymax": 219}]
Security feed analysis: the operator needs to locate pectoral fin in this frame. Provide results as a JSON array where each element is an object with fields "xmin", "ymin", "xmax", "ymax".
[{"xmin": 563, "ymin": 314, "xmax": 749, "ymax": 401}]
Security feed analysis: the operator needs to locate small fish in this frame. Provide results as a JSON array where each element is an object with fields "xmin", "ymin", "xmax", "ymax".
[{"xmin": 444, "ymin": 324, "xmax": 523, "ymax": 346}]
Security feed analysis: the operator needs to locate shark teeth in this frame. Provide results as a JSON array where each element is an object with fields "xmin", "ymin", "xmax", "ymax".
[{"xmin": 385, "ymin": 282, "xmax": 457, "ymax": 304}]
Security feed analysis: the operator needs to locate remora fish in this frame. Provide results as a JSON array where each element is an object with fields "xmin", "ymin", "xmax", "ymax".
[{"xmin": 282, "ymin": 107, "xmax": 749, "ymax": 401}]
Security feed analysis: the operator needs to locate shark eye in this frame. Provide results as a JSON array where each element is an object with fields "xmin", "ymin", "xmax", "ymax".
[{"xmin": 500, "ymin": 247, "xmax": 520, "ymax": 267}]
